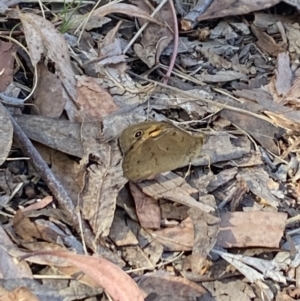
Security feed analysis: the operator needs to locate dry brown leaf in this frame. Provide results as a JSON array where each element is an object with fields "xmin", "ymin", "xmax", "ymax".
[
  {"xmin": 192, "ymin": 133, "xmax": 251, "ymax": 166},
  {"xmin": 151, "ymin": 217, "xmax": 194, "ymax": 251},
  {"xmin": 188, "ymin": 209, "xmax": 219, "ymax": 274},
  {"xmin": 13, "ymin": 210, "xmax": 41, "ymax": 242},
  {"xmin": 130, "ymin": 0, "xmax": 174, "ymax": 67},
  {"xmin": 138, "ymin": 271, "xmax": 210, "ymax": 299},
  {"xmin": 282, "ymin": 71, "xmax": 300, "ymax": 105},
  {"xmin": 91, "ymin": 2, "xmax": 161, "ymax": 25},
  {"xmin": 122, "ymin": 246, "xmax": 154, "ymax": 269},
  {"xmin": 9, "ymin": 242, "xmax": 70, "ymax": 267},
  {"xmin": 65, "ymin": 13, "xmax": 111, "ymax": 31},
  {"xmin": 253, "ymin": 12, "xmax": 298, "ymax": 29},
  {"xmin": 0, "ymin": 41, "xmax": 16, "ymax": 92},
  {"xmin": 21, "ymin": 251, "xmax": 145, "ymax": 301},
  {"xmin": 19, "ymin": 13, "xmax": 78, "ymax": 119},
  {"xmin": 129, "ymin": 182, "xmax": 161, "ymax": 230},
  {"xmin": 109, "ymin": 211, "xmax": 139, "ymax": 246},
  {"xmin": 160, "ymin": 203, "xmax": 189, "ymax": 220},
  {"xmin": 138, "ymin": 172, "xmax": 215, "ymax": 212},
  {"xmin": 203, "ymin": 279, "xmax": 255, "ymax": 301},
  {"xmin": 0, "ymin": 103, "xmax": 12, "ymax": 165},
  {"xmin": 76, "ymin": 75, "xmax": 119, "ymax": 119},
  {"xmin": 14, "ymin": 114, "xmax": 83, "ymax": 158},
  {"xmin": 251, "ymin": 25, "xmax": 286, "ymax": 57},
  {"xmin": 21, "ymin": 196, "xmax": 53, "ymax": 212},
  {"xmin": 217, "ymin": 211, "xmax": 287, "ymax": 248},
  {"xmin": 0, "ymin": 287, "xmax": 39, "ymax": 301},
  {"xmin": 285, "ymin": 22, "xmax": 300, "ymax": 55},
  {"xmin": 35, "ymin": 145, "xmax": 83, "ymax": 203},
  {"xmin": 33, "ymin": 64, "xmax": 67, "ymax": 117},
  {"xmin": 197, "ymin": 0, "xmax": 281, "ymax": 21},
  {"xmin": 92, "ymin": 65, "xmax": 154, "ymax": 107},
  {"xmin": 0, "ymin": 226, "xmax": 32, "ymax": 279},
  {"xmin": 220, "ymin": 109, "xmax": 282, "ymax": 155},
  {"xmin": 237, "ymin": 167, "xmax": 281, "ymax": 208}
]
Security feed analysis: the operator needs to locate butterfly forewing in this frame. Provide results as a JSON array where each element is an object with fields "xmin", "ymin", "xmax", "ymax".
[{"xmin": 122, "ymin": 125, "xmax": 204, "ymax": 182}]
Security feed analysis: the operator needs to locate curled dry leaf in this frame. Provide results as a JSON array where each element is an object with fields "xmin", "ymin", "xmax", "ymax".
[
  {"xmin": 91, "ymin": 2, "xmax": 161, "ymax": 25},
  {"xmin": 19, "ymin": 13, "xmax": 77, "ymax": 119},
  {"xmin": 21, "ymin": 251, "xmax": 145, "ymax": 301},
  {"xmin": 197, "ymin": 0, "xmax": 282, "ymax": 21}
]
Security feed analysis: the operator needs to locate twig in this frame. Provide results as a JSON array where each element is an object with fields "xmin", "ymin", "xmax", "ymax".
[
  {"xmin": 9, "ymin": 112, "xmax": 97, "ymax": 252},
  {"xmin": 162, "ymin": 0, "xmax": 179, "ymax": 85},
  {"xmin": 180, "ymin": 0, "xmax": 214, "ymax": 31}
]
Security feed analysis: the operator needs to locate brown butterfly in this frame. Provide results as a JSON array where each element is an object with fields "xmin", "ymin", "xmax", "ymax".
[{"xmin": 119, "ymin": 121, "xmax": 206, "ymax": 182}]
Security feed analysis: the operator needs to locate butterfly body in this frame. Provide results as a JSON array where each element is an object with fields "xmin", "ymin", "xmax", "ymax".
[{"xmin": 119, "ymin": 121, "xmax": 205, "ymax": 182}]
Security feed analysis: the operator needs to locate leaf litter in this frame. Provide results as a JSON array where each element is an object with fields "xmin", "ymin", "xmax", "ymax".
[{"xmin": 1, "ymin": 0, "xmax": 300, "ymax": 300}]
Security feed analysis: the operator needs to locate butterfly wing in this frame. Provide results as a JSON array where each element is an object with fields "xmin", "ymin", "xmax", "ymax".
[{"xmin": 122, "ymin": 126, "xmax": 204, "ymax": 182}]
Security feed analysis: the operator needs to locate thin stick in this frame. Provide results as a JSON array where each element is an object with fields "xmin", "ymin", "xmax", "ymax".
[{"xmin": 163, "ymin": 0, "xmax": 179, "ymax": 85}]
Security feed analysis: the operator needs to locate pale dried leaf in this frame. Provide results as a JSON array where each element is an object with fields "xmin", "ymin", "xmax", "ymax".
[
  {"xmin": 22, "ymin": 196, "xmax": 53, "ymax": 212},
  {"xmin": 237, "ymin": 167, "xmax": 281, "ymax": 208},
  {"xmin": 188, "ymin": 209, "xmax": 219, "ymax": 274},
  {"xmin": 0, "ymin": 103, "xmax": 12, "ymax": 165},
  {"xmin": 122, "ymin": 246, "xmax": 154, "ymax": 269},
  {"xmin": 275, "ymin": 52, "xmax": 292, "ymax": 96},
  {"xmin": 81, "ymin": 141, "xmax": 127, "ymax": 237},
  {"xmin": 217, "ymin": 211, "xmax": 287, "ymax": 248},
  {"xmin": 196, "ymin": 70, "xmax": 246, "ymax": 83},
  {"xmin": 192, "ymin": 133, "xmax": 251, "ymax": 166},
  {"xmin": 285, "ymin": 23, "xmax": 300, "ymax": 55},
  {"xmin": 138, "ymin": 172, "xmax": 215, "ymax": 212}
]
